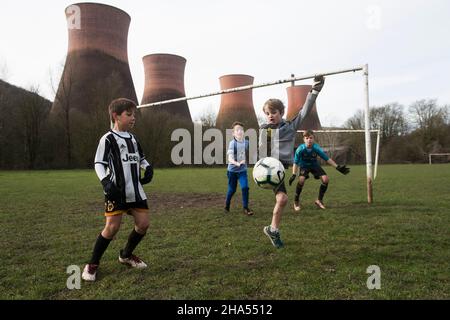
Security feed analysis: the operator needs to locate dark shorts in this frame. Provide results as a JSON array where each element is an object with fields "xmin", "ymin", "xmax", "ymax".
[
  {"xmin": 299, "ymin": 166, "xmax": 327, "ymax": 180},
  {"xmin": 273, "ymin": 180, "xmax": 287, "ymax": 195},
  {"xmin": 272, "ymin": 162, "xmax": 289, "ymax": 195},
  {"xmin": 104, "ymin": 198, "xmax": 149, "ymax": 217}
]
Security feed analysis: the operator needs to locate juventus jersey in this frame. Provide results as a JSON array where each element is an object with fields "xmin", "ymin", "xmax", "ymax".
[{"xmin": 95, "ymin": 130, "xmax": 148, "ymax": 203}]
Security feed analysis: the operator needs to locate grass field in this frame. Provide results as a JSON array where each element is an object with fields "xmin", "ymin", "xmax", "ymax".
[{"xmin": 0, "ymin": 164, "xmax": 449, "ymax": 300}]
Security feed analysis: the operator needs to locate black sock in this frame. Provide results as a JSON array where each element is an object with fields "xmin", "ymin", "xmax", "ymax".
[
  {"xmin": 121, "ymin": 229, "xmax": 146, "ymax": 259},
  {"xmin": 89, "ymin": 234, "xmax": 112, "ymax": 265},
  {"xmin": 319, "ymin": 183, "xmax": 328, "ymax": 201},
  {"xmin": 295, "ymin": 184, "xmax": 303, "ymax": 202}
]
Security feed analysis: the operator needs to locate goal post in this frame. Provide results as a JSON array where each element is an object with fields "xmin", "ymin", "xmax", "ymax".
[{"xmin": 137, "ymin": 64, "xmax": 373, "ymax": 203}]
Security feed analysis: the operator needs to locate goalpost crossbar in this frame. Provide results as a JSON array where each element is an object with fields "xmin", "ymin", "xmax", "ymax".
[{"xmin": 137, "ymin": 66, "xmax": 364, "ymax": 109}]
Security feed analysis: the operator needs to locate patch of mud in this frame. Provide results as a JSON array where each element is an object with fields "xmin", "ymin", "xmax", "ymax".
[{"xmin": 148, "ymin": 192, "xmax": 225, "ymax": 213}]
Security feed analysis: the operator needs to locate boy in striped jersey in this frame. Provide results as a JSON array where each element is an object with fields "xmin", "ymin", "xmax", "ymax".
[{"xmin": 82, "ymin": 98, "xmax": 154, "ymax": 282}]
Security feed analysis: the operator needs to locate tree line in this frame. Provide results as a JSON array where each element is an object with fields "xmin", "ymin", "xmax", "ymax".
[
  {"xmin": 0, "ymin": 76, "xmax": 449, "ymax": 169},
  {"xmin": 341, "ymin": 100, "xmax": 450, "ymax": 164}
]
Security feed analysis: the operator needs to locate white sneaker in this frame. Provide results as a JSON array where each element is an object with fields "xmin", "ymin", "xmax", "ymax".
[
  {"xmin": 315, "ymin": 200, "xmax": 326, "ymax": 210},
  {"xmin": 82, "ymin": 264, "xmax": 98, "ymax": 282},
  {"xmin": 119, "ymin": 254, "xmax": 148, "ymax": 269},
  {"xmin": 294, "ymin": 201, "xmax": 301, "ymax": 212}
]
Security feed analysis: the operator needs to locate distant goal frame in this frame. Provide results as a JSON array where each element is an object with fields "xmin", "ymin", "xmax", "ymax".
[{"xmin": 428, "ymin": 153, "xmax": 450, "ymax": 164}]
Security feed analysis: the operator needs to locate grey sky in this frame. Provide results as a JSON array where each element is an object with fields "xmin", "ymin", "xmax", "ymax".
[{"xmin": 1, "ymin": 0, "xmax": 449, "ymax": 126}]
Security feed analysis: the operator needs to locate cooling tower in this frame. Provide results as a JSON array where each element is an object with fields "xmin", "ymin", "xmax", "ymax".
[
  {"xmin": 52, "ymin": 3, "xmax": 137, "ymax": 115},
  {"xmin": 286, "ymin": 85, "xmax": 322, "ymax": 130},
  {"xmin": 141, "ymin": 54, "xmax": 192, "ymax": 122},
  {"xmin": 215, "ymin": 74, "xmax": 258, "ymax": 130}
]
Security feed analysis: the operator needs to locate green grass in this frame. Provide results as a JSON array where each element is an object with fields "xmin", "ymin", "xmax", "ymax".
[{"xmin": 0, "ymin": 164, "xmax": 449, "ymax": 299}]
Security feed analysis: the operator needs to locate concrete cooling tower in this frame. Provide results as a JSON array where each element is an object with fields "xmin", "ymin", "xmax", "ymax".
[
  {"xmin": 286, "ymin": 85, "xmax": 322, "ymax": 130},
  {"xmin": 215, "ymin": 74, "xmax": 258, "ymax": 130},
  {"xmin": 140, "ymin": 54, "xmax": 192, "ymax": 122},
  {"xmin": 52, "ymin": 3, "xmax": 137, "ymax": 115}
]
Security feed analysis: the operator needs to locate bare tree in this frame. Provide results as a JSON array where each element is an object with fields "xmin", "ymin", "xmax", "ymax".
[
  {"xmin": 18, "ymin": 86, "xmax": 51, "ymax": 169},
  {"xmin": 345, "ymin": 103, "xmax": 407, "ymax": 140},
  {"xmin": 71, "ymin": 71, "xmax": 124, "ymax": 166},
  {"xmin": 408, "ymin": 99, "xmax": 449, "ymax": 154},
  {"xmin": 372, "ymin": 103, "xmax": 408, "ymax": 140},
  {"xmin": 198, "ymin": 104, "xmax": 217, "ymax": 128},
  {"xmin": 52, "ymin": 60, "xmax": 76, "ymax": 167},
  {"xmin": 409, "ymin": 99, "xmax": 447, "ymax": 131}
]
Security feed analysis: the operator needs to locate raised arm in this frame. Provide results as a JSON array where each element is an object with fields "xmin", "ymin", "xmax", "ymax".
[{"xmin": 292, "ymin": 76, "xmax": 325, "ymax": 130}]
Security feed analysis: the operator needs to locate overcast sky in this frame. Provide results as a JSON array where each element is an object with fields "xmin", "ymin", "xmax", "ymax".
[{"xmin": 1, "ymin": 0, "xmax": 449, "ymax": 126}]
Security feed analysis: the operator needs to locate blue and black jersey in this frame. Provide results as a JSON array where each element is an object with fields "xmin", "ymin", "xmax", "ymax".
[{"xmin": 294, "ymin": 143, "xmax": 329, "ymax": 169}]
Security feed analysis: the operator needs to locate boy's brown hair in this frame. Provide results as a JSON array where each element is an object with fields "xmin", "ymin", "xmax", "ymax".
[
  {"xmin": 231, "ymin": 121, "xmax": 244, "ymax": 130},
  {"xmin": 303, "ymin": 129, "xmax": 315, "ymax": 137},
  {"xmin": 263, "ymin": 98, "xmax": 285, "ymax": 115},
  {"xmin": 109, "ymin": 98, "xmax": 137, "ymax": 123}
]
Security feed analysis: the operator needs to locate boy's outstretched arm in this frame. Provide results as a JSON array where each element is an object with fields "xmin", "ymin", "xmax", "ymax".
[
  {"xmin": 292, "ymin": 76, "xmax": 325, "ymax": 130},
  {"xmin": 326, "ymin": 158, "xmax": 350, "ymax": 175},
  {"xmin": 316, "ymin": 144, "xmax": 350, "ymax": 175},
  {"xmin": 326, "ymin": 158, "xmax": 338, "ymax": 169}
]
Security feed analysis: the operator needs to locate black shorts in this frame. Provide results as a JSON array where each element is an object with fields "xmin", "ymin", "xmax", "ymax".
[
  {"xmin": 104, "ymin": 198, "xmax": 149, "ymax": 217},
  {"xmin": 300, "ymin": 166, "xmax": 327, "ymax": 180},
  {"xmin": 273, "ymin": 162, "xmax": 290, "ymax": 195},
  {"xmin": 273, "ymin": 180, "xmax": 287, "ymax": 195}
]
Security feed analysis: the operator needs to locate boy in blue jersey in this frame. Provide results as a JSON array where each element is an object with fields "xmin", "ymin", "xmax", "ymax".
[
  {"xmin": 289, "ymin": 130, "xmax": 350, "ymax": 211},
  {"xmin": 225, "ymin": 122, "xmax": 254, "ymax": 216}
]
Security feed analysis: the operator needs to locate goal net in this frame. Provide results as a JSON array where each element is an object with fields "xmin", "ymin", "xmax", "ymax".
[{"xmin": 297, "ymin": 129, "xmax": 381, "ymax": 180}]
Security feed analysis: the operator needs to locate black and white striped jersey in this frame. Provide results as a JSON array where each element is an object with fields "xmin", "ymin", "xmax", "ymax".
[{"xmin": 94, "ymin": 130, "xmax": 149, "ymax": 203}]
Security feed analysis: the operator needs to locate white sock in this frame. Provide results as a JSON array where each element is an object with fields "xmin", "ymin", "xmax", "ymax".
[{"xmin": 270, "ymin": 226, "xmax": 279, "ymax": 233}]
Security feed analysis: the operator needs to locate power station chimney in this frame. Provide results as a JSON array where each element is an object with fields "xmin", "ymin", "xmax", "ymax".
[
  {"xmin": 141, "ymin": 54, "xmax": 192, "ymax": 122},
  {"xmin": 215, "ymin": 74, "xmax": 258, "ymax": 130},
  {"xmin": 52, "ymin": 3, "xmax": 137, "ymax": 115},
  {"xmin": 286, "ymin": 85, "xmax": 322, "ymax": 130}
]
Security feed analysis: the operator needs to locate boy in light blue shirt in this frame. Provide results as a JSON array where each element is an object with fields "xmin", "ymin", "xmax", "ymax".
[{"xmin": 225, "ymin": 121, "xmax": 253, "ymax": 216}]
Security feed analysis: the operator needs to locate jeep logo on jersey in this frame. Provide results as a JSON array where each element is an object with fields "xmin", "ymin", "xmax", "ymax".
[{"xmin": 122, "ymin": 153, "xmax": 139, "ymax": 163}]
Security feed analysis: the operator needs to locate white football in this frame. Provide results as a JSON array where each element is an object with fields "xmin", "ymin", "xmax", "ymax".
[{"xmin": 252, "ymin": 157, "xmax": 285, "ymax": 189}]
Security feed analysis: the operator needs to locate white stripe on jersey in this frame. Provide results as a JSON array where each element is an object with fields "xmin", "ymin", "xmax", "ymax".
[{"xmin": 94, "ymin": 130, "xmax": 147, "ymax": 203}]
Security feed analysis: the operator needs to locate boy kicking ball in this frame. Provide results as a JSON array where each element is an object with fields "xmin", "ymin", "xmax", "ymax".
[
  {"xmin": 289, "ymin": 130, "xmax": 350, "ymax": 211},
  {"xmin": 260, "ymin": 76, "xmax": 325, "ymax": 248},
  {"xmin": 82, "ymin": 98, "xmax": 154, "ymax": 282}
]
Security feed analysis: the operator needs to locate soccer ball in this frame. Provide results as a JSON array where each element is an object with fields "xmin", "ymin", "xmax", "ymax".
[{"xmin": 252, "ymin": 157, "xmax": 285, "ymax": 189}]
